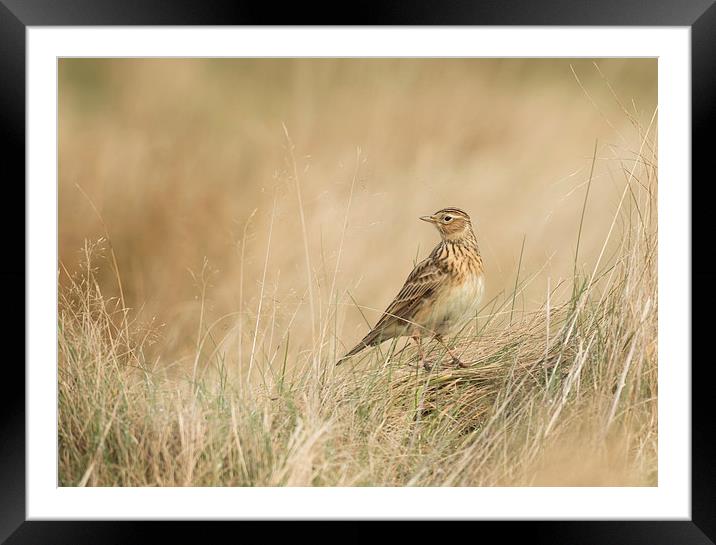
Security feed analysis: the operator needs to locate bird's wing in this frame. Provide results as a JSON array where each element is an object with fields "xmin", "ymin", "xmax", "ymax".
[
  {"xmin": 337, "ymin": 250, "xmax": 447, "ymax": 363},
  {"xmin": 370, "ymin": 255, "xmax": 447, "ymax": 335}
]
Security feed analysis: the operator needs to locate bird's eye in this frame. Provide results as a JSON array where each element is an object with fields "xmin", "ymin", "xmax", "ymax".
[{"xmin": 444, "ymin": 216, "xmax": 453, "ymax": 222}]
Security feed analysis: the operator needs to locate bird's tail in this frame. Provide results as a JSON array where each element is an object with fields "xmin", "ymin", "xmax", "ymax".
[{"xmin": 336, "ymin": 329, "xmax": 383, "ymax": 366}]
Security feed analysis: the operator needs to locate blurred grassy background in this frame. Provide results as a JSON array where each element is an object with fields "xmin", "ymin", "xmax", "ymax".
[{"xmin": 58, "ymin": 58, "xmax": 657, "ymax": 367}]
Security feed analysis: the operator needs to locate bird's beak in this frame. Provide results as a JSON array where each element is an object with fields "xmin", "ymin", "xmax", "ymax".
[{"xmin": 420, "ymin": 215, "xmax": 437, "ymax": 223}]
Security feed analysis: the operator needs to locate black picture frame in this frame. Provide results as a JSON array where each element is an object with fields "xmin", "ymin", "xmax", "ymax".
[{"xmin": 3, "ymin": 1, "xmax": 712, "ymax": 542}]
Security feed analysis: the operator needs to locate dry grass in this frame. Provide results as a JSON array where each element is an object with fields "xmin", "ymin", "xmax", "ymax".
[{"xmin": 58, "ymin": 58, "xmax": 657, "ymax": 486}]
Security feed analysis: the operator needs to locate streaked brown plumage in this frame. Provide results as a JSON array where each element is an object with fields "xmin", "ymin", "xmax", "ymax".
[{"xmin": 338, "ymin": 207, "xmax": 485, "ymax": 370}]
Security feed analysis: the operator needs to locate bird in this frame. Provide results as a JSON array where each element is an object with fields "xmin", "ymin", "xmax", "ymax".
[{"xmin": 337, "ymin": 207, "xmax": 485, "ymax": 370}]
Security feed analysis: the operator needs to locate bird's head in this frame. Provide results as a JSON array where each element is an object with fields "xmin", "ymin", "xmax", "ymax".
[{"xmin": 420, "ymin": 207, "xmax": 475, "ymax": 242}]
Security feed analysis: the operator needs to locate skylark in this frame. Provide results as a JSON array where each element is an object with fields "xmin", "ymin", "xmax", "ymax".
[{"xmin": 338, "ymin": 207, "xmax": 485, "ymax": 370}]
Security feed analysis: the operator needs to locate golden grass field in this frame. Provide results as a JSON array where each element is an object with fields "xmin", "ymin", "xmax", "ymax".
[{"xmin": 58, "ymin": 58, "xmax": 657, "ymax": 486}]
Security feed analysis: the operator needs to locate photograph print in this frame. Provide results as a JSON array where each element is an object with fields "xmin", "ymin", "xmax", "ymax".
[{"xmin": 58, "ymin": 57, "xmax": 658, "ymax": 487}]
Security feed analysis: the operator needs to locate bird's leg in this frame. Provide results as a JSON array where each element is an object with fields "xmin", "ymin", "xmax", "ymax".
[
  {"xmin": 412, "ymin": 334, "xmax": 431, "ymax": 371},
  {"xmin": 434, "ymin": 334, "xmax": 468, "ymax": 368}
]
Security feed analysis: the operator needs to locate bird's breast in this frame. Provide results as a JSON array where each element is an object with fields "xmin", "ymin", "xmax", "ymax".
[{"xmin": 425, "ymin": 272, "xmax": 485, "ymax": 332}]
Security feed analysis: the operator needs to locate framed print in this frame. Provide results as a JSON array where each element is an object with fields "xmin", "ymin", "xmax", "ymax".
[{"xmin": 4, "ymin": 0, "xmax": 713, "ymax": 543}]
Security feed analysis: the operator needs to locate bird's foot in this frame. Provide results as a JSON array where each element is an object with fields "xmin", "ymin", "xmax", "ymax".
[{"xmin": 453, "ymin": 357, "xmax": 468, "ymax": 368}]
